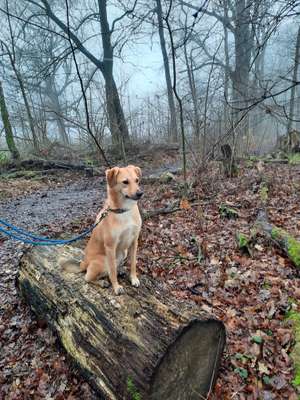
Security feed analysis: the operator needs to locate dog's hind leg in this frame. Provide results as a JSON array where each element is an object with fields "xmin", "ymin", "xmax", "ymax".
[
  {"xmin": 85, "ymin": 259, "xmax": 106, "ymax": 282},
  {"xmin": 80, "ymin": 260, "xmax": 88, "ymax": 271}
]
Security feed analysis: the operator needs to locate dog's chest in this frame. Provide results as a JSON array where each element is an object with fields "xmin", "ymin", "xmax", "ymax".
[{"xmin": 117, "ymin": 215, "xmax": 141, "ymax": 247}]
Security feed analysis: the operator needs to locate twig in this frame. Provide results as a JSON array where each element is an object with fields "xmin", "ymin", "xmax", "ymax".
[
  {"xmin": 142, "ymin": 206, "xmax": 181, "ymax": 220},
  {"xmin": 142, "ymin": 200, "xmax": 202, "ymax": 220}
]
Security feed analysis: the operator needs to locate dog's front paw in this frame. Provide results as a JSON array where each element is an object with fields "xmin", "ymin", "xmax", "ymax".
[
  {"xmin": 130, "ymin": 276, "xmax": 140, "ymax": 288},
  {"xmin": 113, "ymin": 284, "xmax": 125, "ymax": 295}
]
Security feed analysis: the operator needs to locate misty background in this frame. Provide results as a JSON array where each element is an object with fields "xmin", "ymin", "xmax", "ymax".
[{"xmin": 0, "ymin": 0, "xmax": 300, "ymax": 164}]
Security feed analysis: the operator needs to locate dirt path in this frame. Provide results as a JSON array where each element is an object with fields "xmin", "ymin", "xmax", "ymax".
[
  {"xmin": 0, "ymin": 164, "xmax": 181, "ymax": 400},
  {"xmin": 1, "ymin": 177, "xmax": 104, "ymax": 230},
  {"xmin": 0, "ymin": 175, "xmax": 109, "ymax": 399}
]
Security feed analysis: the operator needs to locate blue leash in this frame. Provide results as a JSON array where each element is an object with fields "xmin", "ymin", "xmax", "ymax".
[
  {"xmin": 0, "ymin": 210, "xmax": 110, "ymax": 246},
  {"xmin": 0, "ymin": 224, "xmax": 97, "ymax": 245}
]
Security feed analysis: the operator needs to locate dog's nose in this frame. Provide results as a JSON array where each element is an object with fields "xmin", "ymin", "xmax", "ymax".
[{"xmin": 136, "ymin": 190, "xmax": 143, "ymax": 198}]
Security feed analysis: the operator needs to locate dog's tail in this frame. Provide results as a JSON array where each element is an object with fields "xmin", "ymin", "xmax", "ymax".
[{"xmin": 59, "ymin": 257, "xmax": 82, "ymax": 273}]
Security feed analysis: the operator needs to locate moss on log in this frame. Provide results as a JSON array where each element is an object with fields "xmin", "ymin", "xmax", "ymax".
[
  {"xmin": 286, "ymin": 308, "xmax": 300, "ymax": 387},
  {"xmin": 17, "ymin": 246, "xmax": 226, "ymax": 400},
  {"xmin": 256, "ymin": 211, "xmax": 300, "ymax": 268}
]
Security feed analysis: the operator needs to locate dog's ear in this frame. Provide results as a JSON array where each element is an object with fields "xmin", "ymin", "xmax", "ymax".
[
  {"xmin": 135, "ymin": 166, "xmax": 142, "ymax": 178},
  {"xmin": 105, "ymin": 167, "xmax": 120, "ymax": 187},
  {"xmin": 128, "ymin": 165, "xmax": 142, "ymax": 179}
]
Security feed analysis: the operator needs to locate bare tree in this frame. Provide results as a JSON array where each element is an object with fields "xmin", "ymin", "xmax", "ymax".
[
  {"xmin": 179, "ymin": 0, "xmax": 286, "ymax": 153},
  {"xmin": 0, "ymin": 0, "xmax": 39, "ymax": 151},
  {"xmin": 155, "ymin": 0, "xmax": 178, "ymax": 142},
  {"xmin": 24, "ymin": 0, "xmax": 132, "ymax": 147},
  {"xmin": 27, "ymin": 28, "xmax": 73, "ymax": 145},
  {"xmin": 287, "ymin": 25, "xmax": 300, "ymax": 137}
]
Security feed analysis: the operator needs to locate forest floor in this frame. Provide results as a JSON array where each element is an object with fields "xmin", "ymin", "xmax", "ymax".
[{"xmin": 0, "ymin": 154, "xmax": 300, "ymax": 400}]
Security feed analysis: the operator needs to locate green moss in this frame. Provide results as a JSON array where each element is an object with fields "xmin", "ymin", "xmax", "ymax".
[
  {"xmin": 287, "ymin": 237, "xmax": 300, "ymax": 268},
  {"xmin": 237, "ymin": 233, "xmax": 248, "ymax": 248},
  {"xmin": 236, "ymin": 232, "xmax": 253, "ymax": 255},
  {"xmin": 127, "ymin": 377, "xmax": 141, "ymax": 400},
  {"xmin": 288, "ymin": 153, "xmax": 300, "ymax": 165},
  {"xmin": 159, "ymin": 171, "xmax": 175, "ymax": 183},
  {"xmin": 262, "ymin": 280, "xmax": 271, "ymax": 290},
  {"xmin": 219, "ymin": 204, "xmax": 239, "ymax": 219},
  {"xmin": 271, "ymin": 227, "xmax": 285, "ymax": 240},
  {"xmin": 285, "ymin": 309, "xmax": 300, "ymax": 387},
  {"xmin": 245, "ymin": 160, "xmax": 254, "ymax": 168},
  {"xmin": 259, "ymin": 185, "xmax": 268, "ymax": 203},
  {"xmin": 251, "ymin": 335, "xmax": 263, "ymax": 344},
  {"xmin": 271, "ymin": 228, "xmax": 300, "ymax": 268},
  {"xmin": 0, "ymin": 151, "xmax": 9, "ymax": 165},
  {"xmin": 234, "ymin": 367, "xmax": 248, "ymax": 379},
  {"xmin": 84, "ymin": 158, "xmax": 95, "ymax": 167}
]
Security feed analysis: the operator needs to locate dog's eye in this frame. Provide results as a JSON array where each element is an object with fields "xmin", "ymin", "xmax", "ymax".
[{"xmin": 122, "ymin": 180, "xmax": 129, "ymax": 185}]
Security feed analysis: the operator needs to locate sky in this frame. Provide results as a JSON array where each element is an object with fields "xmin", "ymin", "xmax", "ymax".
[{"xmin": 115, "ymin": 38, "xmax": 166, "ymax": 99}]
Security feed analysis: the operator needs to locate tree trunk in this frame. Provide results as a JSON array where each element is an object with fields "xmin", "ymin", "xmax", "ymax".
[
  {"xmin": 17, "ymin": 246, "xmax": 226, "ymax": 400},
  {"xmin": 184, "ymin": 45, "xmax": 201, "ymax": 145},
  {"xmin": 98, "ymin": 0, "xmax": 130, "ymax": 147},
  {"xmin": 223, "ymin": 0, "xmax": 231, "ymax": 133},
  {"xmin": 12, "ymin": 64, "xmax": 39, "ymax": 152},
  {"xmin": 232, "ymin": 0, "xmax": 252, "ymax": 155},
  {"xmin": 287, "ymin": 25, "xmax": 300, "ymax": 138},
  {"xmin": 156, "ymin": 0, "xmax": 178, "ymax": 143},
  {"xmin": 45, "ymin": 76, "xmax": 70, "ymax": 145},
  {"xmin": 0, "ymin": 81, "xmax": 20, "ymax": 160},
  {"xmin": 221, "ymin": 143, "xmax": 237, "ymax": 177},
  {"xmin": 104, "ymin": 75, "xmax": 130, "ymax": 147}
]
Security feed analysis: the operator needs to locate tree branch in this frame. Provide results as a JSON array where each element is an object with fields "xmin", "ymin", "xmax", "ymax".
[
  {"xmin": 179, "ymin": 0, "xmax": 234, "ymax": 32},
  {"xmin": 26, "ymin": 0, "xmax": 104, "ymax": 72},
  {"xmin": 110, "ymin": 0, "xmax": 138, "ymax": 33}
]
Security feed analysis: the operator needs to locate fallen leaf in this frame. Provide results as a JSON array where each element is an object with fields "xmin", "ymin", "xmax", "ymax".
[{"xmin": 180, "ymin": 198, "xmax": 191, "ymax": 210}]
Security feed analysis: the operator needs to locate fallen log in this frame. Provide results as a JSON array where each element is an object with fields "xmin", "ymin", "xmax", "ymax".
[
  {"xmin": 2, "ymin": 158, "xmax": 92, "ymax": 173},
  {"xmin": 256, "ymin": 210, "xmax": 300, "ymax": 268},
  {"xmin": 261, "ymin": 158, "xmax": 289, "ymax": 164},
  {"xmin": 141, "ymin": 204, "xmax": 180, "ymax": 220},
  {"xmin": 17, "ymin": 246, "xmax": 226, "ymax": 400}
]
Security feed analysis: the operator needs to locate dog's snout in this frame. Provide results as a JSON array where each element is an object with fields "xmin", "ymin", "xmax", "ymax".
[{"xmin": 136, "ymin": 190, "xmax": 143, "ymax": 199}]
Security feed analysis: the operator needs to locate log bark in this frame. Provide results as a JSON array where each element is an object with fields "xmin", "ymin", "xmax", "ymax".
[
  {"xmin": 256, "ymin": 211, "xmax": 300, "ymax": 268},
  {"xmin": 17, "ymin": 246, "xmax": 226, "ymax": 400}
]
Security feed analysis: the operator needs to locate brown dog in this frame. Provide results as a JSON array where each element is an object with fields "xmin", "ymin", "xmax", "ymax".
[{"xmin": 63, "ymin": 165, "xmax": 143, "ymax": 295}]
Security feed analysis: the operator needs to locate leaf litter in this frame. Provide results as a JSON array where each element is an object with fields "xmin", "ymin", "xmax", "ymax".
[{"xmin": 0, "ymin": 162, "xmax": 300, "ymax": 399}]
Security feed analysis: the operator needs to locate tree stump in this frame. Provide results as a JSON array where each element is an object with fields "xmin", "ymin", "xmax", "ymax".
[
  {"xmin": 221, "ymin": 144, "xmax": 237, "ymax": 177},
  {"xmin": 17, "ymin": 246, "xmax": 226, "ymax": 400}
]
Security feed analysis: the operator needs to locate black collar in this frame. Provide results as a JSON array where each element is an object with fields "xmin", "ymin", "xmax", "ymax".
[{"xmin": 107, "ymin": 207, "xmax": 129, "ymax": 214}]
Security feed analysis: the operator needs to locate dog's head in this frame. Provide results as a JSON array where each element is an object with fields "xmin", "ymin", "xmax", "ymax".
[{"xmin": 105, "ymin": 165, "xmax": 143, "ymax": 201}]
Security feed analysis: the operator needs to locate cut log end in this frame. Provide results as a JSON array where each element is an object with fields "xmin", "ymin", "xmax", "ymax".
[{"xmin": 150, "ymin": 320, "xmax": 225, "ymax": 400}]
